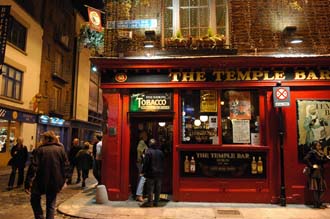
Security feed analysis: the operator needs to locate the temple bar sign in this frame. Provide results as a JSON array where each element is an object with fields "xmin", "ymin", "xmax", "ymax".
[
  {"xmin": 273, "ymin": 87, "xmax": 291, "ymax": 107},
  {"xmin": 130, "ymin": 92, "xmax": 172, "ymax": 112}
]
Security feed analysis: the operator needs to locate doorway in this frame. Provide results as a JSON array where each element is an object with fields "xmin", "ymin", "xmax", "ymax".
[{"xmin": 129, "ymin": 117, "xmax": 173, "ymax": 199}]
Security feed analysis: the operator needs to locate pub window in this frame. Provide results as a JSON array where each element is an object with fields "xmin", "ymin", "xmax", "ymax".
[
  {"xmin": 1, "ymin": 64, "xmax": 23, "ymax": 100},
  {"xmin": 7, "ymin": 16, "xmax": 27, "ymax": 51},
  {"xmin": 181, "ymin": 90, "xmax": 218, "ymax": 144},
  {"xmin": 221, "ymin": 90, "xmax": 260, "ymax": 145}
]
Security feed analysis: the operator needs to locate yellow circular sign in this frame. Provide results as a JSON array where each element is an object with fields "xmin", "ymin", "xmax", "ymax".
[
  {"xmin": 12, "ymin": 111, "xmax": 18, "ymax": 120},
  {"xmin": 89, "ymin": 11, "xmax": 101, "ymax": 26}
]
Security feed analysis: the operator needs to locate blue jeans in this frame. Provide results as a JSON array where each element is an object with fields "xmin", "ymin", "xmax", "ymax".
[
  {"xmin": 31, "ymin": 192, "xmax": 57, "ymax": 219},
  {"xmin": 136, "ymin": 163, "xmax": 145, "ymax": 196},
  {"xmin": 146, "ymin": 177, "xmax": 162, "ymax": 205}
]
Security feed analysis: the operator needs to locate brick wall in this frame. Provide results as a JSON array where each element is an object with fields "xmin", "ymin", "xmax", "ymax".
[{"xmin": 230, "ymin": 0, "xmax": 330, "ymax": 54}]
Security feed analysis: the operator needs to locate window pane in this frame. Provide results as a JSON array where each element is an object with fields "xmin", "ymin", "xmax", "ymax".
[
  {"xmin": 8, "ymin": 68, "xmax": 15, "ymax": 78},
  {"xmin": 15, "ymin": 84, "xmax": 20, "ymax": 99},
  {"xmin": 180, "ymin": 8, "xmax": 189, "ymax": 28},
  {"xmin": 16, "ymin": 72, "xmax": 22, "ymax": 81},
  {"xmin": 7, "ymin": 80, "xmax": 13, "ymax": 97},
  {"xmin": 180, "ymin": 0, "xmax": 189, "ymax": 7},
  {"xmin": 182, "ymin": 90, "xmax": 218, "ymax": 144},
  {"xmin": 190, "ymin": 0, "xmax": 198, "ymax": 6},
  {"xmin": 1, "ymin": 77, "xmax": 5, "ymax": 95},
  {"xmin": 164, "ymin": 0, "xmax": 173, "ymax": 7},
  {"xmin": 200, "ymin": 0, "xmax": 209, "ymax": 5},
  {"xmin": 190, "ymin": 8, "xmax": 198, "ymax": 26},
  {"xmin": 199, "ymin": 8, "xmax": 209, "ymax": 27},
  {"xmin": 221, "ymin": 90, "xmax": 260, "ymax": 145},
  {"xmin": 164, "ymin": 8, "xmax": 173, "ymax": 29}
]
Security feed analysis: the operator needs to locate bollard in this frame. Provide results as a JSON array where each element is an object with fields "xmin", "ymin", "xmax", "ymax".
[{"xmin": 95, "ymin": 185, "xmax": 108, "ymax": 204}]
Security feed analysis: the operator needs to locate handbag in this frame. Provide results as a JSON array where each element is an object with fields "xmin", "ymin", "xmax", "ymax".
[{"xmin": 303, "ymin": 166, "xmax": 310, "ymax": 176}]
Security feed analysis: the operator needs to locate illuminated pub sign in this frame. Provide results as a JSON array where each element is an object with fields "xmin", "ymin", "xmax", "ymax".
[
  {"xmin": 180, "ymin": 150, "xmax": 267, "ymax": 178},
  {"xmin": 130, "ymin": 92, "xmax": 173, "ymax": 112},
  {"xmin": 107, "ymin": 68, "xmax": 330, "ymax": 84}
]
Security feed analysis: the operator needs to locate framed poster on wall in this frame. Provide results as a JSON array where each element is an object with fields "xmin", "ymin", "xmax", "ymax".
[{"xmin": 297, "ymin": 100, "xmax": 330, "ymax": 161}]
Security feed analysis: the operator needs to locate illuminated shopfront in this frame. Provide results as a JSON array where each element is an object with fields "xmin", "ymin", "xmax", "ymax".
[
  {"xmin": 0, "ymin": 105, "xmax": 37, "ymax": 166},
  {"xmin": 92, "ymin": 56, "xmax": 330, "ymax": 204}
]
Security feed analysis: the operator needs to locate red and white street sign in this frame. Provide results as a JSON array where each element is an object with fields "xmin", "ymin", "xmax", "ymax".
[{"xmin": 273, "ymin": 87, "xmax": 290, "ymax": 107}]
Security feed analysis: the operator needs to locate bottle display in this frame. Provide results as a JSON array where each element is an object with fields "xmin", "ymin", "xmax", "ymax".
[
  {"xmin": 251, "ymin": 156, "xmax": 257, "ymax": 174},
  {"xmin": 184, "ymin": 155, "xmax": 190, "ymax": 173},
  {"xmin": 257, "ymin": 156, "xmax": 263, "ymax": 174},
  {"xmin": 190, "ymin": 156, "xmax": 196, "ymax": 173}
]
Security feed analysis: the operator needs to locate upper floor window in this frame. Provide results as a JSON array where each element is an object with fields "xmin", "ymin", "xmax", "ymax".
[
  {"xmin": 180, "ymin": 0, "xmax": 209, "ymax": 37},
  {"xmin": 165, "ymin": 0, "xmax": 227, "ymax": 39},
  {"xmin": 1, "ymin": 64, "xmax": 23, "ymax": 100},
  {"xmin": 52, "ymin": 86, "xmax": 62, "ymax": 112},
  {"xmin": 54, "ymin": 51, "xmax": 64, "ymax": 76},
  {"xmin": 7, "ymin": 16, "xmax": 27, "ymax": 51}
]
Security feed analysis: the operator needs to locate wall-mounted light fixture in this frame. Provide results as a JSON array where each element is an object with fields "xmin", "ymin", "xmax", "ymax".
[
  {"xmin": 91, "ymin": 64, "xmax": 97, "ymax": 72},
  {"xmin": 144, "ymin": 30, "xmax": 156, "ymax": 49},
  {"xmin": 282, "ymin": 26, "xmax": 303, "ymax": 46}
]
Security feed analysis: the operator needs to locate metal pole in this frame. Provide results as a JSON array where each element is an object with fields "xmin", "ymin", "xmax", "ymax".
[{"xmin": 278, "ymin": 107, "xmax": 286, "ymax": 206}]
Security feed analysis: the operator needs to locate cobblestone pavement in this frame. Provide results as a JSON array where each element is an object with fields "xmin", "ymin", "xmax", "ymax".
[{"xmin": 0, "ymin": 167, "xmax": 96, "ymax": 219}]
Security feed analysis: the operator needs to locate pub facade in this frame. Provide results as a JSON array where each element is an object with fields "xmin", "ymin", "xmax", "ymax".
[
  {"xmin": 91, "ymin": 0, "xmax": 330, "ymax": 204},
  {"xmin": 93, "ymin": 55, "xmax": 330, "ymax": 204}
]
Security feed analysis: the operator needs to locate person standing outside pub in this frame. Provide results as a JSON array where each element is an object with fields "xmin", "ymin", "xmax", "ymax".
[
  {"xmin": 24, "ymin": 131, "xmax": 70, "ymax": 219},
  {"xmin": 92, "ymin": 135, "xmax": 102, "ymax": 184},
  {"xmin": 94, "ymin": 135, "xmax": 103, "ymax": 184},
  {"xmin": 67, "ymin": 138, "xmax": 82, "ymax": 184},
  {"xmin": 141, "ymin": 138, "xmax": 164, "ymax": 207},
  {"xmin": 76, "ymin": 142, "xmax": 93, "ymax": 188},
  {"xmin": 7, "ymin": 136, "xmax": 29, "ymax": 190},
  {"xmin": 135, "ymin": 130, "xmax": 148, "ymax": 202},
  {"xmin": 304, "ymin": 140, "xmax": 330, "ymax": 208}
]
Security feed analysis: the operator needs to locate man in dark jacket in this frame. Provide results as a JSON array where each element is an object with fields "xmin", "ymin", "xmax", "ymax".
[
  {"xmin": 141, "ymin": 138, "xmax": 164, "ymax": 207},
  {"xmin": 67, "ymin": 138, "xmax": 82, "ymax": 184},
  {"xmin": 24, "ymin": 131, "xmax": 70, "ymax": 219},
  {"xmin": 7, "ymin": 137, "xmax": 28, "ymax": 190}
]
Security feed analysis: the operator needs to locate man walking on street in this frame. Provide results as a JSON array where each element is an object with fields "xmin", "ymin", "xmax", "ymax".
[
  {"xmin": 141, "ymin": 138, "xmax": 164, "ymax": 207},
  {"xmin": 24, "ymin": 131, "xmax": 70, "ymax": 219},
  {"xmin": 67, "ymin": 138, "xmax": 82, "ymax": 184}
]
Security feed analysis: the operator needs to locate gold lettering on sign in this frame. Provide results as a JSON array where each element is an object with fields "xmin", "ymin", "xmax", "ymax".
[
  {"xmin": 320, "ymin": 70, "xmax": 330, "ymax": 80},
  {"xmin": 263, "ymin": 71, "xmax": 275, "ymax": 80},
  {"xmin": 237, "ymin": 71, "xmax": 252, "ymax": 80},
  {"xmin": 168, "ymin": 69, "xmax": 330, "ymax": 82},
  {"xmin": 182, "ymin": 72, "xmax": 195, "ymax": 82},
  {"xmin": 274, "ymin": 71, "xmax": 286, "ymax": 80},
  {"xmin": 213, "ymin": 71, "xmax": 224, "ymax": 81},
  {"xmin": 252, "ymin": 71, "xmax": 264, "ymax": 80},
  {"xmin": 196, "ymin": 72, "xmax": 206, "ymax": 81},
  {"xmin": 306, "ymin": 70, "xmax": 319, "ymax": 80},
  {"xmin": 169, "ymin": 72, "xmax": 181, "ymax": 82},
  {"xmin": 294, "ymin": 70, "xmax": 306, "ymax": 79},
  {"xmin": 226, "ymin": 71, "xmax": 236, "ymax": 81}
]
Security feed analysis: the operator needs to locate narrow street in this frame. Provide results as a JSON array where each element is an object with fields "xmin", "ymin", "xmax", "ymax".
[{"xmin": 0, "ymin": 167, "xmax": 96, "ymax": 219}]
